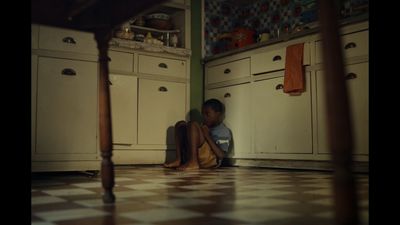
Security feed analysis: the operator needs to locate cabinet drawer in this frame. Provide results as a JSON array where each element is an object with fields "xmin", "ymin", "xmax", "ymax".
[
  {"xmin": 206, "ymin": 58, "xmax": 250, "ymax": 84},
  {"xmin": 251, "ymin": 43, "xmax": 310, "ymax": 75},
  {"xmin": 138, "ymin": 55, "xmax": 186, "ymax": 78},
  {"xmin": 38, "ymin": 25, "xmax": 98, "ymax": 55},
  {"xmin": 316, "ymin": 30, "xmax": 368, "ymax": 63},
  {"xmin": 109, "ymin": 51, "xmax": 134, "ymax": 72},
  {"xmin": 251, "ymin": 48, "xmax": 286, "ymax": 75}
]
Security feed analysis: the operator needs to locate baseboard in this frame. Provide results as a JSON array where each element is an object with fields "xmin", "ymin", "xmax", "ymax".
[
  {"xmin": 111, "ymin": 150, "xmax": 369, "ymax": 173},
  {"xmin": 31, "ymin": 160, "xmax": 101, "ymax": 172},
  {"xmin": 226, "ymin": 158, "xmax": 369, "ymax": 173},
  {"xmin": 112, "ymin": 149, "xmax": 176, "ymax": 165}
]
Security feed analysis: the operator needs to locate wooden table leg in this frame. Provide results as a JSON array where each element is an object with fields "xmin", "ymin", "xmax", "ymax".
[
  {"xmin": 94, "ymin": 28, "xmax": 115, "ymax": 204},
  {"xmin": 317, "ymin": 1, "xmax": 359, "ymax": 224}
]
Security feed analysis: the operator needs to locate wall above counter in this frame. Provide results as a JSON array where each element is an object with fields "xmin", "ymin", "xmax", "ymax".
[{"xmin": 203, "ymin": 0, "xmax": 369, "ymax": 58}]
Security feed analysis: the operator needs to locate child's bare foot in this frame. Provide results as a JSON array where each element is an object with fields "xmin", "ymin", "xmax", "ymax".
[
  {"xmin": 163, "ymin": 160, "xmax": 181, "ymax": 168},
  {"xmin": 176, "ymin": 162, "xmax": 199, "ymax": 171}
]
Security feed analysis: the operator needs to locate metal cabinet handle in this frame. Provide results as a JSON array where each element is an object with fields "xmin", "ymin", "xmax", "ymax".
[
  {"xmin": 344, "ymin": 42, "xmax": 356, "ymax": 49},
  {"xmin": 158, "ymin": 63, "xmax": 168, "ymax": 69},
  {"xmin": 61, "ymin": 68, "xmax": 76, "ymax": 76},
  {"xmin": 224, "ymin": 68, "xmax": 231, "ymax": 74},
  {"xmin": 224, "ymin": 93, "xmax": 231, "ymax": 98},
  {"xmin": 275, "ymin": 84, "xmax": 284, "ymax": 90},
  {"xmin": 158, "ymin": 86, "xmax": 168, "ymax": 92},
  {"xmin": 345, "ymin": 73, "xmax": 357, "ymax": 80},
  {"xmin": 273, "ymin": 55, "xmax": 282, "ymax": 61},
  {"xmin": 62, "ymin": 37, "xmax": 76, "ymax": 44}
]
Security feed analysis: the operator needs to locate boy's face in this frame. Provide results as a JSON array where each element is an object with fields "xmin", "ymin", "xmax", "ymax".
[{"xmin": 202, "ymin": 106, "xmax": 221, "ymax": 128}]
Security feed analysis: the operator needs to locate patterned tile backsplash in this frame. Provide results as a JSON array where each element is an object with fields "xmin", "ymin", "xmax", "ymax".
[{"xmin": 204, "ymin": 0, "xmax": 368, "ymax": 57}]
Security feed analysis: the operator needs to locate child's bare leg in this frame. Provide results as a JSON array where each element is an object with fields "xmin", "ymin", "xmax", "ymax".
[
  {"xmin": 164, "ymin": 121, "xmax": 187, "ymax": 168},
  {"xmin": 177, "ymin": 121, "xmax": 204, "ymax": 171}
]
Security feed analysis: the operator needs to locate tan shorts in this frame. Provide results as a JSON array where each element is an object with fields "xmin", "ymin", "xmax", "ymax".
[{"xmin": 198, "ymin": 141, "xmax": 218, "ymax": 168}]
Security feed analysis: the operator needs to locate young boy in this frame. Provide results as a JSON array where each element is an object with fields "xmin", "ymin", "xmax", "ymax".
[{"xmin": 164, "ymin": 98, "xmax": 232, "ymax": 171}]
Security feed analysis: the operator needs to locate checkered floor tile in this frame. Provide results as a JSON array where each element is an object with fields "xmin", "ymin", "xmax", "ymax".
[{"xmin": 32, "ymin": 166, "xmax": 369, "ymax": 225}]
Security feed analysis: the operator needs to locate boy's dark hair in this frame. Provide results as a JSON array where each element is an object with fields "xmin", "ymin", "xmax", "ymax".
[{"xmin": 203, "ymin": 98, "xmax": 225, "ymax": 114}]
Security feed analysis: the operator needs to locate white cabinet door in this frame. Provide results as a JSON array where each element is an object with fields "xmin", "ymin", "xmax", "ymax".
[
  {"xmin": 138, "ymin": 79, "xmax": 186, "ymax": 145},
  {"xmin": 35, "ymin": 57, "xmax": 98, "ymax": 160},
  {"xmin": 110, "ymin": 74, "xmax": 137, "ymax": 146},
  {"xmin": 316, "ymin": 62, "xmax": 369, "ymax": 155},
  {"xmin": 205, "ymin": 83, "xmax": 252, "ymax": 157},
  {"xmin": 252, "ymin": 72, "xmax": 312, "ymax": 154}
]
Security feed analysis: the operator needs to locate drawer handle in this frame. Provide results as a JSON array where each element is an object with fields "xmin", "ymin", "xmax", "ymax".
[
  {"xmin": 275, "ymin": 84, "xmax": 284, "ymax": 90},
  {"xmin": 224, "ymin": 93, "xmax": 231, "ymax": 98},
  {"xmin": 61, "ymin": 68, "xmax": 76, "ymax": 76},
  {"xmin": 224, "ymin": 68, "xmax": 231, "ymax": 74},
  {"xmin": 345, "ymin": 73, "xmax": 357, "ymax": 80},
  {"xmin": 62, "ymin": 36, "xmax": 76, "ymax": 44},
  {"xmin": 273, "ymin": 55, "xmax": 282, "ymax": 61},
  {"xmin": 159, "ymin": 86, "xmax": 168, "ymax": 92},
  {"xmin": 108, "ymin": 80, "xmax": 113, "ymax": 85},
  {"xmin": 344, "ymin": 42, "xmax": 357, "ymax": 49},
  {"xmin": 158, "ymin": 63, "xmax": 168, "ymax": 69}
]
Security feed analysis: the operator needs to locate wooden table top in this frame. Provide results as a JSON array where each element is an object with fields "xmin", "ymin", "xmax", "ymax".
[{"xmin": 31, "ymin": 0, "xmax": 167, "ymax": 32}]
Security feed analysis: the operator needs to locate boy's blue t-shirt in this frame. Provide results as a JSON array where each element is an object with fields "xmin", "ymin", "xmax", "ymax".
[{"xmin": 210, "ymin": 123, "xmax": 232, "ymax": 154}]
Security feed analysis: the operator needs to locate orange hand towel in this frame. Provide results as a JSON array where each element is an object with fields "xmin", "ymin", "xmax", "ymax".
[{"xmin": 283, "ymin": 43, "xmax": 304, "ymax": 96}]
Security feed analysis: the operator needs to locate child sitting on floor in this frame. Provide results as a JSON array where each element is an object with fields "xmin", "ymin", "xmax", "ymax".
[{"xmin": 164, "ymin": 98, "xmax": 232, "ymax": 170}]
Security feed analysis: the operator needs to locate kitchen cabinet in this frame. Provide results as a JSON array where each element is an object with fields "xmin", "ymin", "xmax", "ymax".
[
  {"xmin": 205, "ymin": 83, "xmax": 252, "ymax": 158},
  {"xmin": 32, "ymin": 11, "xmax": 191, "ymax": 169},
  {"xmin": 315, "ymin": 62, "xmax": 369, "ymax": 155},
  {"xmin": 204, "ymin": 20, "xmax": 368, "ymax": 168},
  {"xmin": 138, "ymin": 79, "xmax": 186, "ymax": 145},
  {"xmin": 136, "ymin": 53, "xmax": 188, "ymax": 147},
  {"xmin": 31, "ymin": 24, "xmax": 100, "ymax": 172},
  {"xmin": 312, "ymin": 22, "xmax": 369, "ymax": 160},
  {"xmin": 31, "ymin": 24, "xmax": 100, "ymax": 171},
  {"xmin": 252, "ymin": 72, "xmax": 313, "ymax": 154},
  {"xmin": 107, "ymin": 49, "xmax": 189, "ymax": 164}
]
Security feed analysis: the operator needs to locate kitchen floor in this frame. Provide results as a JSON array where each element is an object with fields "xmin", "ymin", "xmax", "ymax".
[{"xmin": 32, "ymin": 165, "xmax": 369, "ymax": 225}]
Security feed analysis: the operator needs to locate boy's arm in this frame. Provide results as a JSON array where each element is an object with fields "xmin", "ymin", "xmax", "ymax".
[{"xmin": 201, "ymin": 125, "xmax": 225, "ymax": 160}]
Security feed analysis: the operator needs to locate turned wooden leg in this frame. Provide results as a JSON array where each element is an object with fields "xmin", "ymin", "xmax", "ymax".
[
  {"xmin": 317, "ymin": 1, "xmax": 359, "ymax": 224},
  {"xmin": 94, "ymin": 28, "xmax": 115, "ymax": 204}
]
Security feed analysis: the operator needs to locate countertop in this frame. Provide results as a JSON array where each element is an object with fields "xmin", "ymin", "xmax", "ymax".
[{"xmin": 202, "ymin": 13, "xmax": 369, "ymax": 63}]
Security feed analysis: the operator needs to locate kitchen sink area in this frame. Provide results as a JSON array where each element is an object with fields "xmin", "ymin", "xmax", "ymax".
[{"xmin": 203, "ymin": 0, "xmax": 369, "ymax": 62}]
